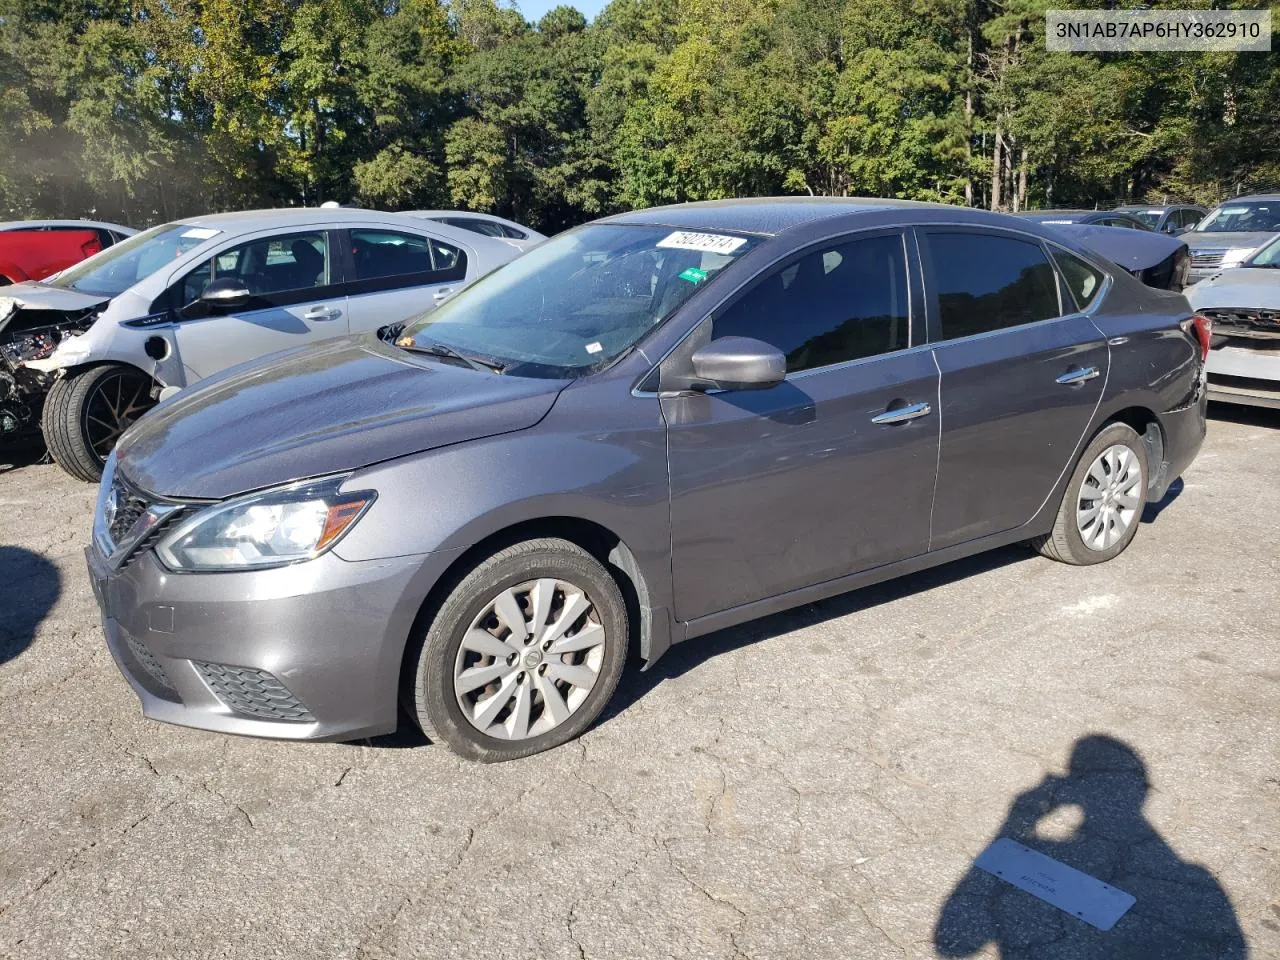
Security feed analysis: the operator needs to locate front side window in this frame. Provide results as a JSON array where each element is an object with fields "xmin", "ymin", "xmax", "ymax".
[
  {"xmin": 52, "ymin": 223, "xmax": 221, "ymax": 297},
  {"xmin": 180, "ymin": 232, "xmax": 330, "ymax": 305},
  {"xmin": 712, "ymin": 234, "xmax": 910, "ymax": 373},
  {"xmin": 926, "ymin": 232, "xmax": 1061, "ymax": 339},
  {"xmin": 399, "ymin": 223, "xmax": 759, "ymax": 377},
  {"xmin": 1051, "ymin": 248, "xmax": 1106, "ymax": 311}
]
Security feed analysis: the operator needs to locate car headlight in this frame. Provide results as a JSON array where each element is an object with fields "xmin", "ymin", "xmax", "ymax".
[{"xmin": 156, "ymin": 475, "xmax": 375, "ymax": 572}]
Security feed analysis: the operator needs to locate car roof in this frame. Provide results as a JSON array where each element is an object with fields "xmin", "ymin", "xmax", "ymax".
[
  {"xmin": 599, "ymin": 196, "xmax": 992, "ymax": 236},
  {"xmin": 171, "ymin": 207, "xmax": 511, "ymax": 250},
  {"xmin": 1114, "ymin": 204, "xmax": 1202, "ymax": 211},
  {"xmin": 1218, "ymin": 195, "xmax": 1280, "ymax": 203},
  {"xmin": 0, "ymin": 219, "xmax": 136, "ymax": 233}
]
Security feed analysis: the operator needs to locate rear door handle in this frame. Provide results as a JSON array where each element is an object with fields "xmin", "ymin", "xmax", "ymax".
[
  {"xmin": 432, "ymin": 287, "xmax": 454, "ymax": 302},
  {"xmin": 1056, "ymin": 366, "xmax": 1100, "ymax": 385},
  {"xmin": 871, "ymin": 401, "xmax": 932, "ymax": 425},
  {"xmin": 304, "ymin": 305, "xmax": 341, "ymax": 321}
]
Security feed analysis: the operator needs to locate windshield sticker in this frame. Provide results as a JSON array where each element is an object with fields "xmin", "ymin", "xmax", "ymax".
[
  {"xmin": 585, "ymin": 341, "xmax": 603, "ymax": 354},
  {"xmin": 679, "ymin": 266, "xmax": 708, "ymax": 284},
  {"xmin": 657, "ymin": 231, "xmax": 747, "ymax": 254},
  {"xmin": 1219, "ymin": 207, "xmax": 1250, "ymax": 216},
  {"xmin": 180, "ymin": 227, "xmax": 220, "ymax": 240}
]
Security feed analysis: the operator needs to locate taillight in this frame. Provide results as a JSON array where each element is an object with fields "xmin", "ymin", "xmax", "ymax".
[{"xmin": 1188, "ymin": 313, "xmax": 1212, "ymax": 362}]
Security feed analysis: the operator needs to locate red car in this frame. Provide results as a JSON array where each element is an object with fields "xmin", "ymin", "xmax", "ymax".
[{"xmin": 0, "ymin": 229, "xmax": 104, "ymax": 285}]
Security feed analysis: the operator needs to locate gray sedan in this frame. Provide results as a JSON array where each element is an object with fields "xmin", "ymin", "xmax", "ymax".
[{"xmin": 88, "ymin": 199, "xmax": 1208, "ymax": 761}]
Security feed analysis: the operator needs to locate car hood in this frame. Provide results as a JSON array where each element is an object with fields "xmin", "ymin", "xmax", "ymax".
[
  {"xmin": 1049, "ymin": 224, "xmax": 1183, "ymax": 272},
  {"xmin": 0, "ymin": 281, "xmax": 109, "ymax": 335},
  {"xmin": 116, "ymin": 335, "xmax": 569, "ymax": 500},
  {"xmin": 1186, "ymin": 268, "xmax": 1280, "ymax": 309},
  {"xmin": 1184, "ymin": 231, "xmax": 1275, "ymax": 251}
]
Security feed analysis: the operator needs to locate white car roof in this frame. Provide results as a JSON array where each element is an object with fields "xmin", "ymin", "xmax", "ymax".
[{"xmin": 0, "ymin": 219, "xmax": 137, "ymax": 234}]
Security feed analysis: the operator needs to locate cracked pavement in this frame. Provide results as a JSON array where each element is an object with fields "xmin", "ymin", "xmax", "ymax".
[{"xmin": 1, "ymin": 405, "xmax": 1278, "ymax": 959}]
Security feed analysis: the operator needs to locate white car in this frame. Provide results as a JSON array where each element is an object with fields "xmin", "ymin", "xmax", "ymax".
[
  {"xmin": 1186, "ymin": 233, "xmax": 1280, "ymax": 409},
  {"xmin": 407, "ymin": 211, "xmax": 546, "ymax": 251},
  {"xmin": 0, "ymin": 207, "xmax": 521, "ymax": 479}
]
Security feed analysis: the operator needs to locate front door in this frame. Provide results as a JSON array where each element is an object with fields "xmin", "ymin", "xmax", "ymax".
[
  {"xmin": 920, "ymin": 228, "xmax": 1110, "ymax": 549},
  {"xmin": 169, "ymin": 228, "xmax": 348, "ymax": 382},
  {"xmin": 665, "ymin": 230, "xmax": 940, "ymax": 623}
]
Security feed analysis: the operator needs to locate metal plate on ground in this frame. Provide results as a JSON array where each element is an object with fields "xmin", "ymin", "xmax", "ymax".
[{"xmin": 975, "ymin": 837, "xmax": 1136, "ymax": 931}]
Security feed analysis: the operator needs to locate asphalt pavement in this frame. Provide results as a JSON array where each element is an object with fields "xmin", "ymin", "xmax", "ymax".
[{"xmin": 1, "ymin": 405, "xmax": 1277, "ymax": 959}]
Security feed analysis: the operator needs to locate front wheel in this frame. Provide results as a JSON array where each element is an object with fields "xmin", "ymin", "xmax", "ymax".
[
  {"xmin": 410, "ymin": 538, "xmax": 629, "ymax": 762},
  {"xmin": 42, "ymin": 364, "xmax": 157, "ymax": 482},
  {"xmin": 1032, "ymin": 422, "xmax": 1149, "ymax": 565}
]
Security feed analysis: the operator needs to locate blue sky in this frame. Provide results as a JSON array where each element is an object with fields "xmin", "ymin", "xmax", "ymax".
[{"xmin": 518, "ymin": 0, "xmax": 608, "ymax": 24}]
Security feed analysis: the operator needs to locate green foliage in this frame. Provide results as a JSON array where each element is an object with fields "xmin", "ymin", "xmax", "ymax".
[{"xmin": 0, "ymin": 0, "xmax": 1276, "ymax": 229}]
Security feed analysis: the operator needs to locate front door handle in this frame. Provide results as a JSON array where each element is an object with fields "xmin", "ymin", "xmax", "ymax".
[
  {"xmin": 304, "ymin": 305, "xmax": 341, "ymax": 321},
  {"xmin": 871, "ymin": 401, "xmax": 932, "ymax": 425},
  {"xmin": 1056, "ymin": 366, "xmax": 1100, "ymax": 386},
  {"xmin": 432, "ymin": 287, "xmax": 454, "ymax": 302}
]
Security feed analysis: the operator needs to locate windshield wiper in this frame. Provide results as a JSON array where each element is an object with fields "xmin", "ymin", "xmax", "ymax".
[{"xmin": 398, "ymin": 340, "xmax": 507, "ymax": 374}]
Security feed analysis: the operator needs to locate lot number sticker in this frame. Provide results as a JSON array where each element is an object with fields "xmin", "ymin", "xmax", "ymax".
[{"xmin": 657, "ymin": 231, "xmax": 747, "ymax": 254}]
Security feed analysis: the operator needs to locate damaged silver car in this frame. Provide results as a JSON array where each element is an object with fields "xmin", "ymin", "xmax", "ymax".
[{"xmin": 0, "ymin": 208, "xmax": 521, "ymax": 480}]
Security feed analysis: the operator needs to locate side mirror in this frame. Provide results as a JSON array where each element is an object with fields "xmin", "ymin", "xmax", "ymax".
[
  {"xmin": 690, "ymin": 336, "xmax": 786, "ymax": 391},
  {"xmin": 199, "ymin": 277, "xmax": 252, "ymax": 309}
]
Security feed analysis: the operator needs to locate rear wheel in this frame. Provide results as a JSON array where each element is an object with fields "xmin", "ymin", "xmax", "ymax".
[
  {"xmin": 42, "ymin": 364, "xmax": 156, "ymax": 482},
  {"xmin": 1032, "ymin": 422, "xmax": 1148, "ymax": 565},
  {"xmin": 410, "ymin": 538, "xmax": 629, "ymax": 762}
]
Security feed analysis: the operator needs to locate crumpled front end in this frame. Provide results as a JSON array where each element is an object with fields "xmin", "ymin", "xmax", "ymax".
[{"xmin": 0, "ymin": 292, "xmax": 105, "ymax": 438}]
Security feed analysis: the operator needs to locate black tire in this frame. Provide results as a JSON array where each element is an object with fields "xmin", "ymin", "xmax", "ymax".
[
  {"xmin": 410, "ymin": 538, "xmax": 629, "ymax": 762},
  {"xmin": 1032, "ymin": 422, "xmax": 1148, "ymax": 565},
  {"xmin": 42, "ymin": 364, "xmax": 156, "ymax": 483}
]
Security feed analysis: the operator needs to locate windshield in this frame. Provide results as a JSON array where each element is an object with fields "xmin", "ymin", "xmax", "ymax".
[
  {"xmin": 399, "ymin": 223, "xmax": 760, "ymax": 377},
  {"xmin": 1119, "ymin": 209, "xmax": 1163, "ymax": 228},
  {"xmin": 1195, "ymin": 201, "xmax": 1280, "ymax": 234},
  {"xmin": 51, "ymin": 223, "xmax": 221, "ymax": 297},
  {"xmin": 1246, "ymin": 235, "xmax": 1280, "ymax": 267}
]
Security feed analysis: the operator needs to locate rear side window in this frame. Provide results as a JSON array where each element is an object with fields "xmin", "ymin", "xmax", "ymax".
[
  {"xmin": 713, "ymin": 233, "xmax": 910, "ymax": 373},
  {"xmin": 351, "ymin": 229, "xmax": 434, "ymax": 279},
  {"xmin": 1050, "ymin": 248, "xmax": 1106, "ymax": 312},
  {"xmin": 925, "ymin": 233, "xmax": 1061, "ymax": 339}
]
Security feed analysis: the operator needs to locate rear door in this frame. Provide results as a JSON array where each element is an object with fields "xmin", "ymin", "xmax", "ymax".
[
  {"xmin": 342, "ymin": 226, "xmax": 470, "ymax": 332},
  {"xmin": 921, "ymin": 228, "xmax": 1109, "ymax": 549},
  {"xmin": 167, "ymin": 227, "xmax": 348, "ymax": 382},
  {"xmin": 665, "ymin": 229, "xmax": 940, "ymax": 621}
]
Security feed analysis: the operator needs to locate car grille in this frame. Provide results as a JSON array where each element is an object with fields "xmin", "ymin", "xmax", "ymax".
[
  {"xmin": 100, "ymin": 474, "xmax": 183, "ymax": 566},
  {"xmin": 1201, "ymin": 308, "xmax": 1280, "ymax": 340},
  {"xmin": 123, "ymin": 632, "xmax": 179, "ymax": 698},
  {"xmin": 1190, "ymin": 249, "xmax": 1226, "ymax": 269},
  {"xmin": 193, "ymin": 662, "xmax": 315, "ymax": 722}
]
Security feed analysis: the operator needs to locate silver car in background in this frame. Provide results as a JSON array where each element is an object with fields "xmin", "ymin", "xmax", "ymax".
[
  {"xmin": 0, "ymin": 208, "xmax": 521, "ymax": 480},
  {"xmin": 1186, "ymin": 233, "xmax": 1280, "ymax": 409},
  {"xmin": 1184, "ymin": 195, "xmax": 1280, "ymax": 284},
  {"xmin": 408, "ymin": 210, "xmax": 546, "ymax": 251}
]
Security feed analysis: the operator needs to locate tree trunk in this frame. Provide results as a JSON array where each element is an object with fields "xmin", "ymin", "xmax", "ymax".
[
  {"xmin": 991, "ymin": 117, "xmax": 1003, "ymax": 212},
  {"xmin": 965, "ymin": 28, "xmax": 975, "ymax": 207},
  {"xmin": 1017, "ymin": 147, "xmax": 1028, "ymax": 211}
]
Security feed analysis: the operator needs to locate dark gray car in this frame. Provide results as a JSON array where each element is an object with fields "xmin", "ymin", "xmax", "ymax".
[{"xmin": 86, "ymin": 199, "xmax": 1209, "ymax": 761}]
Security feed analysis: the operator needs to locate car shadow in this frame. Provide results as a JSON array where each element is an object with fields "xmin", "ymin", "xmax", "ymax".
[
  {"xmin": 602, "ymin": 544, "xmax": 1033, "ymax": 724},
  {"xmin": 0, "ymin": 437, "xmax": 48, "ymax": 474},
  {"xmin": 934, "ymin": 734, "xmax": 1246, "ymax": 959},
  {"xmin": 1208, "ymin": 401, "xmax": 1280, "ymax": 429},
  {"xmin": 1142, "ymin": 476, "xmax": 1183, "ymax": 523},
  {"xmin": 0, "ymin": 546, "xmax": 61, "ymax": 665}
]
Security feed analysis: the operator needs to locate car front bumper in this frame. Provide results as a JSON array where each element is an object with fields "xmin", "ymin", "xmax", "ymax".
[
  {"xmin": 87, "ymin": 544, "xmax": 447, "ymax": 741},
  {"xmin": 1206, "ymin": 339, "xmax": 1280, "ymax": 409}
]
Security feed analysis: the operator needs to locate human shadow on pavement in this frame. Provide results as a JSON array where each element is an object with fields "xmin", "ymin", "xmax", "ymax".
[
  {"xmin": 0, "ymin": 546, "xmax": 61, "ymax": 664},
  {"xmin": 934, "ymin": 734, "xmax": 1246, "ymax": 959}
]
